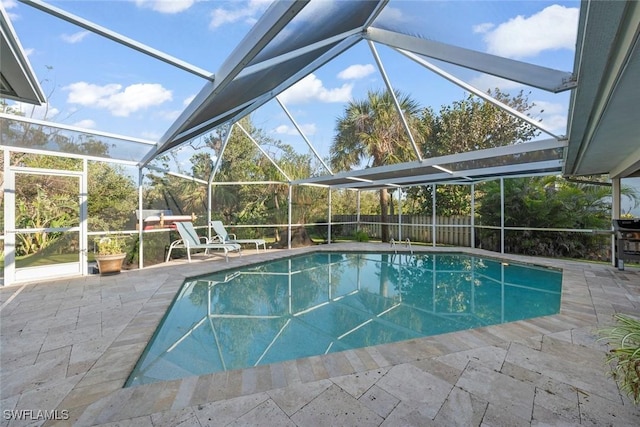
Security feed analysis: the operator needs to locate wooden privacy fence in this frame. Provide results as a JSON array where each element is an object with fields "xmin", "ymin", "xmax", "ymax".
[{"xmin": 332, "ymin": 215, "xmax": 472, "ymax": 246}]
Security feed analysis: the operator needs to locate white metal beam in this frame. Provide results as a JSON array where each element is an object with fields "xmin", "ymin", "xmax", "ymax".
[
  {"xmin": 365, "ymin": 27, "xmax": 576, "ymax": 93},
  {"xmin": 276, "ymin": 96, "xmax": 332, "ymax": 174},
  {"xmin": 158, "ymin": 1, "xmax": 308, "ymax": 149},
  {"xmin": 0, "ymin": 144, "xmax": 140, "ymax": 167},
  {"xmin": 0, "ymin": 112, "xmax": 156, "ymax": 145},
  {"xmin": 237, "ymin": 28, "xmax": 362, "ymax": 79},
  {"xmin": 213, "ymin": 1, "xmax": 308, "ymax": 94},
  {"xmin": 395, "ymin": 49, "xmax": 564, "ymax": 140},
  {"xmin": 20, "ymin": 0, "xmax": 214, "ymax": 80},
  {"xmin": 209, "ymin": 124, "xmax": 234, "ymax": 185},
  {"xmin": 227, "ymin": 34, "xmax": 362, "ymax": 130},
  {"xmin": 236, "ymin": 123, "xmax": 291, "ymax": 182},
  {"xmin": 294, "ymin": 138, "xmax": 566, "ymax": 187},
  {"xmin": 311, "ymin": 159, "xmax": 563, "ymax": 190},
  {"xmin": 367, "ymin": 40, "xmax": 422, "ymax": 161},
  {"xmin": 1, "ymin": 4, "xmax": 46, "ymax": 104}
]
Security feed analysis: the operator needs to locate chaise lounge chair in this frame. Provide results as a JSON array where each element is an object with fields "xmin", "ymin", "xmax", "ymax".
[
  {"xmin": 210, "ymin": 220, "xmax": 267, "ymax": 252},
  {"xmin": 166, "ymin": 222, "xmax": 241, "ymax": 263}
]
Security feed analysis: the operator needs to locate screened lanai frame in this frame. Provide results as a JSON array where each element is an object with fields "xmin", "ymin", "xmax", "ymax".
[
  {"xmin": 0, "ymin": 0, "xmax": 635, "ymax": 286},
  {"xmin": 0, "ymin": 114, "xmax": 604, "ymax": 287}
]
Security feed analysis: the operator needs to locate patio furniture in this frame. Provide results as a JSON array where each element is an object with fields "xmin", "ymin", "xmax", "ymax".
[
  {"xmin": 210, "ymin": 221, "xmax": 267, "ymax": 252},
  {"xmin": 166, "ymin": 222, "xmax": 241, "ymax": 263}
]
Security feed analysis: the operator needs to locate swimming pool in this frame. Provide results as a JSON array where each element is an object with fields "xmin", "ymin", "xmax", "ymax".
[{"xmin": 125, "ymin": 252, "xmax": 562, "ymax": 387}]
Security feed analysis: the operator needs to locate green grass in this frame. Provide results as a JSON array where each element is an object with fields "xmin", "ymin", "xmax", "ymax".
[{"xmin": 15, "ymin": 252, "xmax": 81, "ymax": 268}]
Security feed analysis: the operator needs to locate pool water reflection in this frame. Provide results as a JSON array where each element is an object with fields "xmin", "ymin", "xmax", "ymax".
[{"xmin": 126, "ymin": 252, "xmax": 562, "ymax": 386}]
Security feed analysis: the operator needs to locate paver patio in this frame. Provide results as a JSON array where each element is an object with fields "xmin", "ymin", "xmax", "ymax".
[{"xmin": 1, "ymin": 244, "xmax": 639, "ymax": 426}]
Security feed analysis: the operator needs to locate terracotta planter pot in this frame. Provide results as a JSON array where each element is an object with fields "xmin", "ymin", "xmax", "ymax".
[{"xmin": 95, "ymin": 253, "xmax": 126, "ymax": 275}]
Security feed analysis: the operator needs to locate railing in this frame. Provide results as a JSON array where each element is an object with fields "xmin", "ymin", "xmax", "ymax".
[{"xmin": 333, "ymin": 215, "xmax": 471, "ymax": 246}]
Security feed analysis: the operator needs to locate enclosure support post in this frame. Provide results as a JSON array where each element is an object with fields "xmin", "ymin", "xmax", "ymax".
[
  {"xmin": 80, "ymin": 159, "xmax": 88, "ymax": 276},
  {"xmin": 138, "ymin": 169, "xmax": 144, "ymax": 269},
  {"xmin": 398, "ymin": 189, "xmax": 403, "ymax": 242},
  {"xmin": 500, "ymin": 178, "xmax": 505, "ymax": 254},
  {"xmin": 328, "ymin": 189, "xmax": 332, "ymax": 244},
  {"xmin": 612, "ymin": 178, "xmax": 621, "ymax": 267},
  {"xmin": 288, "ymin": 184, "xmax": 292, "ymax": 250},
  {"xmin": 206, "ymin": 180, "xmax": 212, "ymax": 241},
  {"xmin": 432, "ymin": 184, "xmax": 436, "ymax": 247},
  {"xmin": 3, "ymin": 148, "xmax": 15, "ymax": 286},
  {"xmin": 207, "ymin": 126, "xmax": 234, "ymax": 241},
  {"xmin": 357, "ymin": 190, "xmax": 361, "ymax": 232},
  {"xmin": 470, "ymin": 183, "xmax": 475, "ymax": 248}
]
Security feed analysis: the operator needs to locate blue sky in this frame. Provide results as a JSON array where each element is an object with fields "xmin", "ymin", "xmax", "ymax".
[{"xmin": 4, "ymin": 0, "xmax": 579, "ymax": 152}]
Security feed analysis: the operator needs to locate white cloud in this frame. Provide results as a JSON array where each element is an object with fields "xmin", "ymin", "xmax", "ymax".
[
  {"xmin": 534, "ymin": 100, "xmax": 567, "ymax": 134},
  {"xmin": 469, "ymin": 74, "xmax": 523, "ymax": 92},
  {"xmin": 0, "ymin": 0, "xmax": 17, "ymax": 8},
  {"xmin": 279, "ymin": 74, "xmax": 352, "ymax": 105},
  {"xmin": 73, "ymin": 119, "xmax": 96, "ymax": 129},
  {"xmin": 472, "ymin": 23, "xmax": 494, "ymax": 34},
  {"xmin": 133, "ymin": 0, "xmax": 195, "ymax": 14},
  {"xmin": 61, "ymin": 31, "xmax": 89, "ymax": 44},
  {"xmin": 338, "ymin": 64, "xmax": 375, "ymax": 80},
  {"xmin": 274, "ymin": 123, "xmax": 317, "ymax": 136},
  {"xmin": 183, "ymin": 94, "xmax": 196, "ymax": 106},
  {"xmin": 153, "ymin": 95, "xmax": 196, "ymax": 122},
  {"xmin": 376, "ymin": 6, "xmax": 406, "ymax": 25},
  {"xmin": 23, "ymin": 48, "xmax": 34, "ymax": 57},
  {"xmin": 64, "ymin": 82, "xmax": 172, "ymax": 117},
  {"xmin": 209, "ymin": 0, "xmax": 272, "ymax": 29},
  {"xmin": 11, "ymin": 101, "xmax": 59, "ymax": 121},
  {"xmin": 140, "ymin": 130, "xmax": 162, "ymax": 141},
  {"xmin": 481, "ymin": 5, "xmax": 579, "ymax": 59},
  {"xmin": 160, "ymin": 109, "xmax": 182, "ymax": 121},
  {"xmin": 1, "ymin": 0, "xmax": 19, "ymax": 20}
]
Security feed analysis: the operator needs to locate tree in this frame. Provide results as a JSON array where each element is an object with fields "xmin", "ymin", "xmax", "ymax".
[
  {"xmin": 331, "ymin": 90, "xmax": 427, "ymax": 241},
  {"xmin": 407, "ymin": 89, "xmax": 541, "ymax": 215},
  {"xmin": 87, "ymin": 162, "xmax": 137, "ymax": 232},
  {"xmin": 422, "ymin": 89, "xmax": 540, "ymax": 157},
  {"xmin": 476, "ymin": 175, "xmax": 638, "ymax": 258}
]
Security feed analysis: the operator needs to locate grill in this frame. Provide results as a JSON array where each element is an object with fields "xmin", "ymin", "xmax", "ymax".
[{"xmin": 613, "ymin": 219, "xmax": 640, "ymax": 270}]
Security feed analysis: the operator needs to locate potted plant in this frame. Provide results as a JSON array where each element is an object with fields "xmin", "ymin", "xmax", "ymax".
[{"xmin": 94, "ymin": 235, "xmax": 128, "ymax": 275}]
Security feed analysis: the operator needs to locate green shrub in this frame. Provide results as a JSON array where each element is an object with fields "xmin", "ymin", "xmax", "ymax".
[
  {"xmin": 353, "ymin": 230, "xmax": 369, "ymax": 242},
  {"xmin": 599, "ymin": 314, "xmax": 640, "ymax": 405}
]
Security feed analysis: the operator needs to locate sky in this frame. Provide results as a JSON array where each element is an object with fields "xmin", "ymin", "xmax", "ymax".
[{"xmin": 4, "ymin": 0, "xmax": 579, "ymax": 150}]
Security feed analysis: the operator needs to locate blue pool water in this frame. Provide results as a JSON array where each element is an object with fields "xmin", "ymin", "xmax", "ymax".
[{"xmin": 126, "ymin": 252, "xmax": 562, "ymax": 386}]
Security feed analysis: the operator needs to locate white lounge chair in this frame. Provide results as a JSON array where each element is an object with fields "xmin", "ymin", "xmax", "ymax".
[
  {"xmin": 210, "ymin": 220, "xmax": 267, "ymax": 252},
  {"xmin": 166, "ymin": 222, "xmax": 241, "ymax": 262}
]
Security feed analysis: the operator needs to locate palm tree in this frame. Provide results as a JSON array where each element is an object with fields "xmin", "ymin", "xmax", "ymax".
[{"xmin": 331, "ymin": 90, "xmax": 427, "ymax": 241}]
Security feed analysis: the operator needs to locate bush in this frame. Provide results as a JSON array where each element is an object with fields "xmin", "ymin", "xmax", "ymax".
[
  {"xmin": 599, "ymin": 314, "xmax": 640, "ymax": 405},
  {"xmin": 353, "ymin": 230, "xmax": 369, "ymax": 242}
]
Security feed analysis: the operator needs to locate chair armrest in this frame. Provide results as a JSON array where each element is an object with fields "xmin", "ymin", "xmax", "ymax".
[
  {"xmin": 228, "ymin": 233, "xmax": 237, "ymax": 240},
  {"xmin": 168, "ymin": 239, "xmax": 184, "ymax": 249},
  {"xmin": 210, "ymin": 235, "xmax": 224, "ymax": 243}
]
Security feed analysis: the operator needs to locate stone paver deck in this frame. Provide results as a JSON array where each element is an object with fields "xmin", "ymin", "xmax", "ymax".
[{"xmin": 1, "ymin": 244, "xmax": 639, "ymax": 426}]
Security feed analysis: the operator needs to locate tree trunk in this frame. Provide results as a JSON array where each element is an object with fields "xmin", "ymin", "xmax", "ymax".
[
  {"xmin": 272, "ymin": 225, "xmax": 316, "ymax": 248},
  {"xmin": 380, "ymin": 188, "xmax": 390, "ymax": 242}
]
